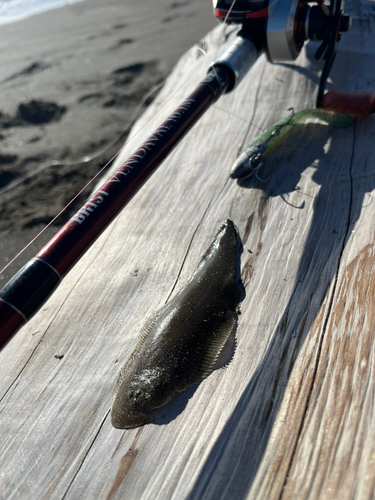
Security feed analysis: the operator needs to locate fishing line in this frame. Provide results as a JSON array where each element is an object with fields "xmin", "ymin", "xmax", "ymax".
[
  {"xmin": 0, "ymin": 6, "xmax": 241, "ymax": 278},
  {"xmin": 211, "ymin": 65, "xmax": 236, "ymax": 133},
  {"xmin": 222, "ymin": 0, "xmax": 238, "ymax": 24},
  {"xmin": 212, "ymin": 104, "xmax": 268, "ymax": 138},
  {"xmin": 0, "ymin": 81, "xmax": 166, "ymax": 195},
  {"xmin": 206, "ymin": 0, "xmax": 239, "ymax": 146},
  {"xmin": 0, "ymin": 42, "xmax": 227, "ymax": 278},
  {"xmin": 237, "ymin": 58, "xmax": 267, "ymax": 156}
]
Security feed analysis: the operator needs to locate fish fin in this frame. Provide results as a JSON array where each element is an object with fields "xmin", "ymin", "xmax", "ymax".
[
  {"xmin": 115, "ymin": 311, "xmax": 158, "ymax": 391},
  {"xmin": 230, "ymin": 278, "xmax": 246, "ymax": 307},
  {"xmin": 139, "ymin": 311, "xmax": 158, "ymax": 342},
  {"xmin": 200, "ymin": 312, "xmax": 237, "ymax": 380}
]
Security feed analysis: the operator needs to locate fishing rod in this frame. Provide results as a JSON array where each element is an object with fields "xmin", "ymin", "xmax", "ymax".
[{"xmin": 0, "ymin": 0, "xmax": 351, "ymax": 349}]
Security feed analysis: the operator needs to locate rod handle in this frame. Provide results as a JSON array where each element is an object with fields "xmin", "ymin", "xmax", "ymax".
[
  {"xmin": 0, "ymin": 258, "xmax": 61, "ymax": 350},
  {"xmin": 321, "ymin": 91, "xmax": 375, "ymax": 118},
  {"xmin": 0, "ymin": 301, "xmax": 26, "ymax": 350}
]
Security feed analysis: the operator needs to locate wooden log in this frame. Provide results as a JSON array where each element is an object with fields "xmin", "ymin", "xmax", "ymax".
[{"xmin": 1, "ymin": 2, "xmax": 375, "ymax": 498}]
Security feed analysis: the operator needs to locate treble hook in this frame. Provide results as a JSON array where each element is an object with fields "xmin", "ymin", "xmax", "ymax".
[{"xmin": 281, "ymin": 193, "xmax": 305, "ymax": 209}]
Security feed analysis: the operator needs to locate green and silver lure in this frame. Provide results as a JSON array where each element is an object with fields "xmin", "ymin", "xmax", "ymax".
[{"xmin": 230, "ymin": 109, "xmax": 353, "ymax": 180}]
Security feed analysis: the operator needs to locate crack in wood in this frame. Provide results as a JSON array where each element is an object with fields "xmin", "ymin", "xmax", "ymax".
[
  {"xmin": 241, "ymin": 195, "xmax": 269, "ymax": 288},
  {"xmin": 279, "ymin": 120, "xmax": 358, "ymax": 500},
  {"xmin": 0, "ymin": 216, "xmax": 121, "ymax": 407},
  {"xmin": 61, "ymin": 409, "xmax": 111, "ymax": 500},
  {"xmin": 164, "ymin": 187, "xmax": 218, "ymax": 303}
]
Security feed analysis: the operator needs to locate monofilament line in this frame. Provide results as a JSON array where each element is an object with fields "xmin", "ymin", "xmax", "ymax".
[{"xmin": 0, "ymin": 65, "xmax": 202, "ymax": 277}]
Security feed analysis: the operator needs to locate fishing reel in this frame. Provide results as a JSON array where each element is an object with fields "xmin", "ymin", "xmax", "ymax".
[{"xmin": 211, "ymin": 0, "xmax": 351, "ymax": 105}]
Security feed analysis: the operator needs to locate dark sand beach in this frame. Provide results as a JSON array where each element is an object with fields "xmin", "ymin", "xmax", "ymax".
[{"xmin": 0, "ymin": 0, "xmax": 216, "ymax": 285}]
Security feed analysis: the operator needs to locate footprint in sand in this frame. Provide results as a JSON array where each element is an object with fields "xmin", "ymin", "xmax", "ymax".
[
  {"xmin": 3, "ymin": 61, "xmax": 50, "ymax": 84},
  {"xmin": 112, "ymin": 62, "xmax": 157, "ymax": 75},
  {"xmin": 169, "ymin": 1, "xmax": 190, "ymax": 8},
  {"xmin": 112, "ymin": 61, "xmax": 158, "ymax": 86},
  {"xmin": 112, "ymin": 38, "xmax": 134, "ymax": 49},
  {"xmin": 0, "ymin": 154, "xmax": 18, "ymax": 165},
  {"xmin": 17, "ymin": 100, "xmax": 67, "ymax": 125},
  {"xmin": 78, "ymin": 93, "xmax": 104, "ymax": 104}
]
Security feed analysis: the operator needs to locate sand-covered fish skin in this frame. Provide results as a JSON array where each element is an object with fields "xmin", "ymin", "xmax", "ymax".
[
  {"xmin": 230, "ymin": 108, "xmax": 353, "ymax": 180},
  {"xmin": 111, "ymin": 219, "xmax": 244, "ymax": 429}
]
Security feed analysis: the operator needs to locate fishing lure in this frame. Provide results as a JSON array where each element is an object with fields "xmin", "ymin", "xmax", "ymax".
[
  {"xmin": 230, "ymin": 108, "xmax": 353, "ymax": 180},
  {"xmin": 111, "ymin": 219, "xmax": 244, "ymax": 429}
]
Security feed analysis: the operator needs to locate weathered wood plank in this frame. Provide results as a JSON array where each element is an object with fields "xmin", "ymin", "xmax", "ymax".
[
  {"xmin": 1, "ymin": 2, "xmax": 375, "ymax": 499},
  {"xmin": 279, "ymin": 46, "xmax": 375, "ymax": 499}
]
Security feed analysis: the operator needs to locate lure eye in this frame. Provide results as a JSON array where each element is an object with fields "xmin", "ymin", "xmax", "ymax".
[{"xmin": 249, "ymin": 153, "xmax": 264, "ymax": 169}]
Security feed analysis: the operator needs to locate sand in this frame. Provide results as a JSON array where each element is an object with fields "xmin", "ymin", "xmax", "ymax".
[{"xmin": 0, "ymin": 0, "xmax": 216, "ymax": 285}]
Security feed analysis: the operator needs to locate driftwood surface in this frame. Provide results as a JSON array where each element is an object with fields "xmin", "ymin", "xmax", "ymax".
[{"xmin": 2, "ymin": 1, "xmax": 375, "ymax": 498}]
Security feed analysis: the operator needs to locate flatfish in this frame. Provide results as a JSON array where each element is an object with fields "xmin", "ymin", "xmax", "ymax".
[{"xmin": 111, "ymin": 219, "xmax": 244, "ymax": 429}]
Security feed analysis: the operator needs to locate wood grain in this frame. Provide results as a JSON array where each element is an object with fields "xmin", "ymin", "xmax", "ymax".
[{"xmin": 1, "ymin": 2, "xmax": 375, "ymax": 499}]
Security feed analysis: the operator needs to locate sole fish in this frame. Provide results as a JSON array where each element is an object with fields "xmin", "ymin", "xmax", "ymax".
[{"xmin": 111, "ymin": 219, "xmax": 245, "ymax": 429}]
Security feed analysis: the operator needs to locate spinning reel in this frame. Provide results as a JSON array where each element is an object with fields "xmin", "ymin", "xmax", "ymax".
[{"xmin": 211, "ymin": 0, "xmax": 351, "ymax": 105}]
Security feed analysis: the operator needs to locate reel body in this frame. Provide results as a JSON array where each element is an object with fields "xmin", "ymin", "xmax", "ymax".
[
  {"xmin": 213, "ymin": 0, "xmax": 272, "ymax": 21},
  {"xmin": 213, "ymin": 0, "xmax": 350, "ymax": 61},
  {"xmin": 212, "ymin": 0, "xmax": 351, "ymax": 104}
]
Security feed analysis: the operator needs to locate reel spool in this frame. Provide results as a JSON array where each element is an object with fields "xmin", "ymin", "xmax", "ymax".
[{"xmin": 212, "ymin": 0, "xmax": 351, "ymax": 104}]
